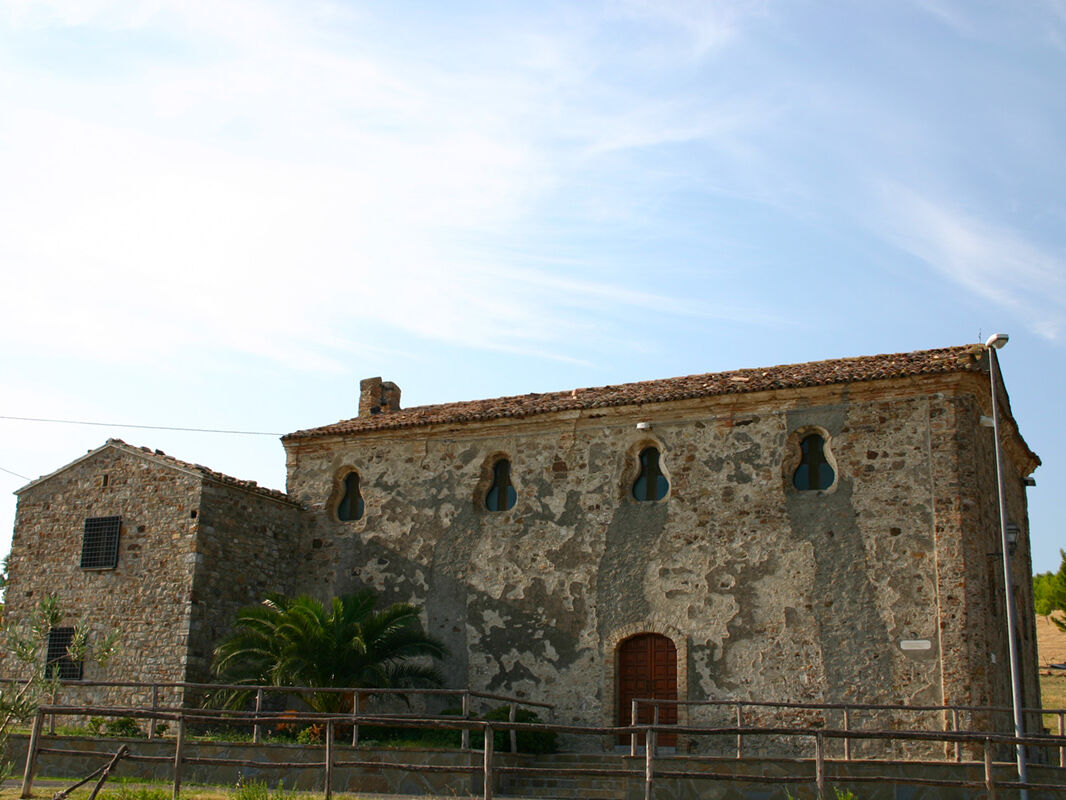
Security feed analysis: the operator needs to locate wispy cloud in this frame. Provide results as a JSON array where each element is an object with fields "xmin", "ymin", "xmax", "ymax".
[
  {"xmin": 910, "ymin": 0, "xmax": 978, "ymax": 38},
  {"xmin": 0, "ymin": 0, "xmax": 786, "ymax": 372},
  {"xmin": 875, "ymin": 184, "xmax": 1066, "ymax": 340},
  {"xmin": 610, "ymin": 0, "xmax": 759, "ymax": 58}
]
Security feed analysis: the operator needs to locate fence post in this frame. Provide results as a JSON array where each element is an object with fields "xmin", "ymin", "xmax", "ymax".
[
  {"xmin": 735, "ymin": 703, "xmax": 742, "ymax": 759},
  {"xmin": 1059, "ymin": 712, "xmax": 1065, "ymax": 769},
  {"xmin": 253, "ymin": 688, "xmax": 264, "ymax": 744},
  {"xmin": 984, "ymin": 737, "xmax": 996, "ymax": 800},
  {"xmin": 172, "ymin": 712, "xmax": 186, "ymax": 800},
  {"xmin": 814, "ymin": 732, "xmax": 825, "ymax": 800},
  {"xmin": 20, "ymin": 708, "xmax": 44, "ymax": 799},
  {"xmin": 461, "ymin": 692, "xmax": 471, "ymax": 751},
  {"xmin": 952, "ymin": 708, "xmax": 961, "ymax": 763},
  {"xmin": 644, "ymin": 726, "xmax": 655, "ymax": 800},
  {"xmin": 49, "ymin": 683, "xmax": 57, "ymax": 735},
  {"xmin": 842, "ymin": 706, "xmax": 851, "ymax": 761},
  {"xmin": 630, "ymin": 699, "xmax": 639, "ymax": 757},
  {"xmin": 508, "ymin": 703, "xmax": 517, "ymax": 754},
  {"xmin": 148, "ymin": 684, "xmax": 160, "ymax": 740},
  {"xmin": 324, "ymin": 720, "xmax": 334, "ymax": 800},
  {"xmin": 483, "ymin": 724, "xmax": 494, "ymax": 800},
  {"xmin": 351, "ymin": 691, "xmax": 360, "ymax": 747}
]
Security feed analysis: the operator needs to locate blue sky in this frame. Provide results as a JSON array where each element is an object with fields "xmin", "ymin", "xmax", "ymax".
[{"xmin": 1, "ymin": 0, "xmax": 1064, "ymax": 572}]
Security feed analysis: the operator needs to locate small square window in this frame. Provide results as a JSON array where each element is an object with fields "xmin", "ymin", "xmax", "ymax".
[
  {"xmin": 45, "ymin": 627, "xmax": 83, "ymax": 680},
  {"xmin": 81, "ymin": 516, "xmax": 121, "ymax": 569}
]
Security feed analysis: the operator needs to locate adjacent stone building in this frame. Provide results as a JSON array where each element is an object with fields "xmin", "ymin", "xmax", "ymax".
[
  {"xmin": 4, "ymin": 441, "xmax": 302, "ymax": 707},
  {"xmin": 4, "ymin": 344, "xmax": 1042, "ymax": 741}
]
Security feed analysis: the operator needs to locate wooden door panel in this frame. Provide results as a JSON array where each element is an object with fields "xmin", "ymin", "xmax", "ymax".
[{"xmin": 617, "ymin": 633, "xmax": 677, "ymax": 746}]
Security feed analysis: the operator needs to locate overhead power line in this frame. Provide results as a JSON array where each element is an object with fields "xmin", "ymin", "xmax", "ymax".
[
  {"xmin": 0, "ymin": 465, "xmax": 30, "ymax": 481},
  {"xmin": 0, "ymin": 415, "xmax": 283, "ymax": 437}
]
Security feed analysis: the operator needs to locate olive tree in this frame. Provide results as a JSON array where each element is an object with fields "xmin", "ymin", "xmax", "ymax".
[{"xmin": 0, "ymin": 594, "xmax": 119, "ymax": 780}]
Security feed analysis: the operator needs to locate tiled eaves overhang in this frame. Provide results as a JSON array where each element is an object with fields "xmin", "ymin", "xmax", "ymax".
[{"xmin": 284, "ymin": 345, "xmax": 1034, "ymax": 466}]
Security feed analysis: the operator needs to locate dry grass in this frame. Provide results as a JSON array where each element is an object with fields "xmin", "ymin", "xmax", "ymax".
[
  {"xmin": 1042, "ymin": 673, "xmax": 1066, "ymax": 732},
  {"xmin": 1037, "ymin": 612, "xmax": 1066, "ymax": 667},
  {"xmin": 1037, "ymin": 611, "xmax": 1066, "ymax": 731}
]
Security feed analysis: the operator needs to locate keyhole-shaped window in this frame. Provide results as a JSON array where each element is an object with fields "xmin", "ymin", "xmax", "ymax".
[
  {"xmin": 792, "ymin": 434, "xmax": 835, "ymax": 491},
  {"xmin": 337, "ymin": 471, "xmax": 364, "ymax": 521},
  {"xmin": 485, "ymin": 459, "xmax": 517, "ymax": 512},
  {"xmin": 632, "ymin": 447, "xmax": 669, "ymax": 502}
]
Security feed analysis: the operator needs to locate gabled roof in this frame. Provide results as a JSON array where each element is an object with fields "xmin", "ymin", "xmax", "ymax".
[
  {"xmin": 285, "ymin": 344, "xmax": 992, "ymax": 441},
  {"xmin": 16, "ymin": 439, "xmax": 296, "ymax": 505}
]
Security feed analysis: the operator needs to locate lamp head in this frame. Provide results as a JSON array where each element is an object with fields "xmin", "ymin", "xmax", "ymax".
[
  {"xmin": 1006, "ymin": 523, "xmax": 1020, "ymax": 555},
  {"xmin": 985, "ymin": 333, "xmax": 1009, "ymax": 349}
]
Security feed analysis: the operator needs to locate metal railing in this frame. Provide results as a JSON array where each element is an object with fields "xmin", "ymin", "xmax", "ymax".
[{"xmin": 18, "ymin": 703, "xmax": 1066, "ymax": 800}]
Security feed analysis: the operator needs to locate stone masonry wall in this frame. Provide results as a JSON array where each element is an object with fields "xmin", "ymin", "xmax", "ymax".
[
  {"xmin": 956, "ymin": 381, "xmax": 1041, "ymax": 731},
  {"xmin": 184, "ymin": 482, "xmax": 304, "ymax": 683},
  {"xmin": 282, "ymin": 374, "xmax": 1032, "ymax": 744},
  {"xmin": 4, "ymin": 446, "xmax": 202, "ymax": 709}
]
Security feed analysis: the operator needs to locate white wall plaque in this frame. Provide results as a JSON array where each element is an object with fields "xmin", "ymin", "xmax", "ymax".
[{"xmin": 899, "ymin": 639, "xmax": 932, "ymax": 651}]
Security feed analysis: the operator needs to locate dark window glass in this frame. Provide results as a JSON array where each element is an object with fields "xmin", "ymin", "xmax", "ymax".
[
  {"xmin": 80, "ymin": 516, "xmax": 120, "ymax": 569},
  {"xmin": 337, "ymin": 472, "xmax": 364, "ymax": 521},
  {"xmin": 45, "ymin": 627, "xmax": 82, "ymax": 680},
  {"xmin": 633, "ymin": 447, "xmax": 669, "ymax": 502},
  {"xmin": 793, "ymin": 434, "xmax": 835, "ymax": 491},
  {"xmin": 485, "ymin": 459, "xmax": 517, "ymax": 512}
]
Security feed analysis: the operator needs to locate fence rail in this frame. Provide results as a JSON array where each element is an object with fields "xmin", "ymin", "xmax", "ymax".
[
  {"xmin": 18, "ymin": 703, "xmax": 1066, "ymax": 800},
  {"xmin": 628, "ymin": 695, "xmax": 1066, "ymax": 768},
  {"xmin": 1, "ymin": 676, "xmax": 552, "ymax": 751}
]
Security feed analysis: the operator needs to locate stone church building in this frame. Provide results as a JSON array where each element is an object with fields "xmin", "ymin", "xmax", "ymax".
[{"xmin": 4, "ymin": 344, "xmax": 1042, "ymax": 734}]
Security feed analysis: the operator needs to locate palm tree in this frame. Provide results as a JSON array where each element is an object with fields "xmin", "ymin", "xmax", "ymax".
[{"xmin": 212, "ymin": 589, "xmax": 447, "ymax": 713}]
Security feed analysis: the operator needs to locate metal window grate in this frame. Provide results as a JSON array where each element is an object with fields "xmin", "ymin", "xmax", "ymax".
[
  {"xmin": 633, "ymin": 447, "xmax": 669, "ymax": 502},
  {"xmin": 485, "ymin": 458, "xmax": 517, "ymax": 512},
  {"xmin": 336, "ymin": 472, "xmax": 364, "ymax": 521},
  {"xmin": 80, "ymin": 515, "xmax": 121, "ymax": 569},
  {"xmin": 45, "ymin": 627, "xmax": 82, "ymax": 680}
]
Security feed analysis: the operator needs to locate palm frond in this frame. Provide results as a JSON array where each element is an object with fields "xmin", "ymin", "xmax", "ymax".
[{"xmin": 210, "ymin": 588, "xmax": 447, "ymax": 706}]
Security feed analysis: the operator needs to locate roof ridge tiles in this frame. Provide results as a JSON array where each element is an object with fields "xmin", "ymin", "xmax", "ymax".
[
  {"xmin": 284, "ymin": 343, "xmax": 987, "ymax": 441},
  {"xmin": 108, "ymin": 439, "xmax": 294, "ymax": 504}
]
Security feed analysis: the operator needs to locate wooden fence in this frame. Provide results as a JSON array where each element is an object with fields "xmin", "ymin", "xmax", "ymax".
[
  {"xmin": 628, "ymin": 696, "xmax": 1066, "ymax": 766},
  {"xmin": 18, "ymin": 703, "xmax": 1066, "ymax": 800},
  {"xmin": 9, "ymin": 678, "xmax": 553, "ymax": 751}
]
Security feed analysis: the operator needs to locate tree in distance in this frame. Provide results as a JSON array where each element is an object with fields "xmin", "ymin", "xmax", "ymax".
[{"xmin": 1033, "ymin": 549, "xmax": 1066, "ymax": 633}]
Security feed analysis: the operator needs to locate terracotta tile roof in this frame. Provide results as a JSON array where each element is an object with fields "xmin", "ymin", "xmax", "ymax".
[
  {"xmin": 107, "ymin": 439, "xmax": 297, "ymax": 504},
  {"xmin": 284, "ymin": 344, "xmax": 988, "ymax": 440}
]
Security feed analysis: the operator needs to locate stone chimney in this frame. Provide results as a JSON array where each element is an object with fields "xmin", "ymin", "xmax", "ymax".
[{"xmin": 359, "ymin": 377, "xmax": 402, "ymax": 416}]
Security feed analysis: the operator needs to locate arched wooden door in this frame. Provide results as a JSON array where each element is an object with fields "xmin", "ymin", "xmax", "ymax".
[{"xmin": 617, "ymin": 633, "xmax": 677, "ymax": 746}]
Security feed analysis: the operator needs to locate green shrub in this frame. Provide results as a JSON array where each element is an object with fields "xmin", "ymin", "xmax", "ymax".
[
  {"xmin": 480, "ymin": 705, "xmax": 557, "ymax": 754},
  {"xmin": 295, "ymin": 725, "xmax": 322, "ymax": 744},
  {"xmin": 355, "ymin": 704, "xmax": 556, "ymax": 753},
  {"xmin": 104, "ymin": 717, "xmax": 141, "ymax": 737}
]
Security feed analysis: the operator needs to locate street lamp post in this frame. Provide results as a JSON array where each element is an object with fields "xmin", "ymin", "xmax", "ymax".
[{"xmin": 985, "ymin": 332, "xmax": 1028, "ymax": 799}]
